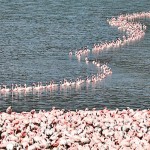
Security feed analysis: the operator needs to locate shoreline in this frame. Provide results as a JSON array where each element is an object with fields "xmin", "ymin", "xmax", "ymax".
[{"xmin": 0, "ymin": 107, "xmax": 149, "ymax": 149}]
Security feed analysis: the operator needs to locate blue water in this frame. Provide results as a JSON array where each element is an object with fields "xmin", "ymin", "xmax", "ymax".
[{"xmin": 0, "ymin": 0, "xmax": 150, "ymax": 112}]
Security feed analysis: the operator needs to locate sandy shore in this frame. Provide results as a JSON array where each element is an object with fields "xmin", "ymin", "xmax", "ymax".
[{"xmin": 0, "ymin": 107, "xmax": 149, "ymax": 150}]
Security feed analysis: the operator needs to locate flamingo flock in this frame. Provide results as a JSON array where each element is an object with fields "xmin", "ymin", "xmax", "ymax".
[
  {"xmin": 2, "ymin": 11, "xmax": 150, "ymax": 96},
  {"xmin": 0, "ymin": 60, "xmax": 112, "ymax": 96},
  {"xmin": 0, "ymin": 107, "xmax": 149, "ymax": 150},
  {"xmin": 0, "ymin": 11, "xmax": 150, "ymax": 149},
  {"xmin": 1, "ymin": 12, "xmax": 150, "ymax": 96},
  {"xmin": 0, "ymin": 62, "xmax": 111, "ymax": 96}
]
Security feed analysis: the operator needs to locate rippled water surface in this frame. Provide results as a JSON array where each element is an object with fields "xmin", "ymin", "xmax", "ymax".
[{"xmin": 0, "ymin": 0, "xmax": 150, "ymax": 112}]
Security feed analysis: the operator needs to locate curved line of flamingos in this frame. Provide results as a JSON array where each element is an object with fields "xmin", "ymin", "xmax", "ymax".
[{"xmin": 0, "ymin": 11, "xmax": 150, "ymax": 96}]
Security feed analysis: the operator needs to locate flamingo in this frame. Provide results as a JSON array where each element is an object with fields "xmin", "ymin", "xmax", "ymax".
[
  {"xmin": 17, "ymin": 84, "xmax": 24, "ymax": 92},
  {"xmin": 51, "ymin": 80, "xmax": 58, "ymax": 87},
  {"xmin": 86, "ymin": 77, "xmax": 91, "ymax": 83},
  {"xmin": 11, "ymin": 84, "xmax": 18, "ymax": 92},
  {"xmin": 69, "ymin": 51, "xmax": 73, "ymax": 56},
  {"xmin": 70, "ymin": 79, "xmax": 76, "ymax": 86},
  {"xmin": 60, "ymin": 81, "xmax": 65, "ymax": 87},
  {"xmin": 32, "ymin": 82, "xmax": 42, "ymax": 91},
  {"xmin": 24, "ymin": 84, "xmax": 32, "ymax": 92},
  {"xmin": 0, "ymin": 85, "xmax": 10, "ymax": 93}
]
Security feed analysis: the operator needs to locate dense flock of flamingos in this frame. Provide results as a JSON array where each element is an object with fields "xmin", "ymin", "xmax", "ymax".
[{"xmin": 0, "ymin": 11, "xmax": 150, "ymax": 96}]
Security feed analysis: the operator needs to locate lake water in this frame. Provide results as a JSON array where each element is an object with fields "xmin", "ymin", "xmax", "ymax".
[{"xmin": 0, "ymin": 0, "xmax": 150, "ymax": 112}]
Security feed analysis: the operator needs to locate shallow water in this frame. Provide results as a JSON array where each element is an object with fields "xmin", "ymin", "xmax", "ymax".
[{"xmin": 0, "ymin": 0, "xmax": 150, "ymax": 112}]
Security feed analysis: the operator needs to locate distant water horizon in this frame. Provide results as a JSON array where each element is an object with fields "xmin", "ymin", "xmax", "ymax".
[{"xmin": 0, "ymin": 0, "xmax": 150, "ymax": 112}]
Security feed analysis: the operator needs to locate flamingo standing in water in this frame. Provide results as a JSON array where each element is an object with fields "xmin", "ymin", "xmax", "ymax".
[
  {"xmin": 17, "ymin": 84, "xmax": 24, "ymax": 92},
  {"xmin": 86, "ymin": 76, "xmax": 91, "ymax": 83},
  {"xmin": 76, "ymin": 78, "xmax": 84, "ymax": 86},
  {"xmin": 0, "ymin": 84, "xmax": 10, "ymax": 93},
  {"xmin": 59, "ymin": 81, "xmax": 65, "ymax": 87},
  {"xmin": 46, "ymin": 80, "xmax": 58, "ymax": 89},
  {"xmin": 51, "ymin": 81, "xmax": 58, "ymax": 88},
  {"xmin": 11, "ymin": 84, "xmax": 18, "ymax": 92},
  {"xmin": 69, "ymin": 51, "xmax": 73, "ymax": 56},
  {"xmin": 70, "ymin": 79, "xmax": 76, "ymax": 86},
  {"xmin": 24, "ymin": 84, "xmax": 32, "ymax": 92},
  {"xmin": 60, "ymin": 79, "xmax": 70, "ymax": 87},
  {"xmin": 32, "ymin": 82, "xmax": 41, "ymax": 91}
]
